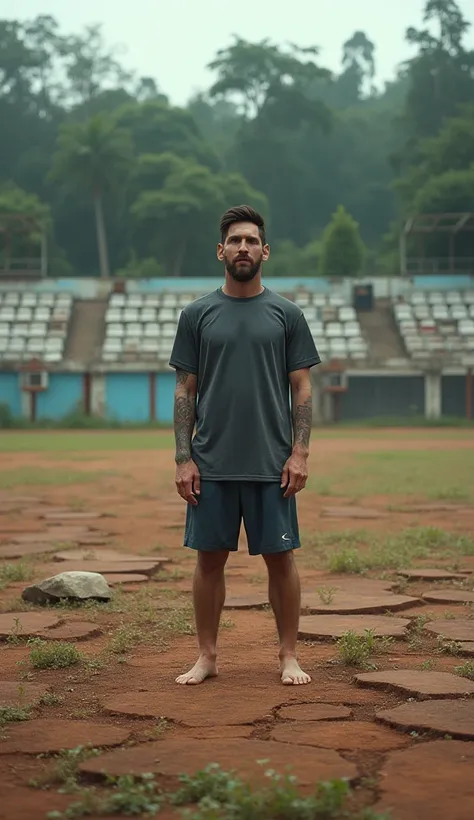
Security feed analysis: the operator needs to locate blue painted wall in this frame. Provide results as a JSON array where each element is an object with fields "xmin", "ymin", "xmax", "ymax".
[
  {"xmin": 0, "ymin": 372, "xmax": 21, "ymax": 416},
  {"xmin": 36, "ymin": 373, "xmax": 83, "ymax": 420},
  {"xmin": 105, "ymin": 373, "xmax": 150, "ymax": 422},
  {"xmin": 156, "ymin": 372, "xmax": 175, "ymax": 423}
]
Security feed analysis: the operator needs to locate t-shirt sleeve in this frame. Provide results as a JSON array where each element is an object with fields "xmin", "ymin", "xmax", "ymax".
[
  {"xmin": 287, "ymin": 313, "xmax": 321, "ymax": 373},
  {"xmin": 169, "ymin": 311, "xmax": 198, "ymax": 374}
]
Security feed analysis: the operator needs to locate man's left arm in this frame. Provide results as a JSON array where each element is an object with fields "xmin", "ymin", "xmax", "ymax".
[{"xmin": 281, "ymin": 368, "xmax": 313, "ymax": 498}]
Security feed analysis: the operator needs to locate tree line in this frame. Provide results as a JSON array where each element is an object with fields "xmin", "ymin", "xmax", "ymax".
[{"xmin": 0, "ymin": 0, "xmax": 473, "ymax": 279}]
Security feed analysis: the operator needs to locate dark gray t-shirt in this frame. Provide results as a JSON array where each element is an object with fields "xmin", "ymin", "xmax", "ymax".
[{"xmin": 169, "ymin": 287, "xmax": 320, "ymax": 481}]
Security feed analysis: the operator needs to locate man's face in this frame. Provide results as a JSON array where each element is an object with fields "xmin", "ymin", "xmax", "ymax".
[{"xmin": 217, "ymin": 221, "xmax": 270, "ymax": 282}]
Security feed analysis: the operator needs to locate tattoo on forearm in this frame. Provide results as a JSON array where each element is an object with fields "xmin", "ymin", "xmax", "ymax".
[
  {"xmin": 174, "ymin": 370, "xmax": 196, "ymax": 464},
  {"xmin": 293, "ymin": 395, "xmax": 312, "ymax": 449}
]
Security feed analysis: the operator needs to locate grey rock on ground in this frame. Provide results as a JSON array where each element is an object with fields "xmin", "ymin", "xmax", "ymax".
[{"xmin": 22, "ymin": 571, "xmax": 112, "ymax": 605}]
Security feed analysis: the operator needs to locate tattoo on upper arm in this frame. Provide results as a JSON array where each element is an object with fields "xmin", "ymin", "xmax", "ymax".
[
  {"xmin": 294, "ymin": 395, "xmax": 312, "ymax": 449},
  {"xmin": 176, "ymin": 369, "xmax": 190, "ymax": 386}
]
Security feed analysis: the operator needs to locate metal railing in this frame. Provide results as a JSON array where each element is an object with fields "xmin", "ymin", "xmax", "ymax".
[{"xmin": 404, "ymin": 258, "xmax": 474, "ymax": 275}]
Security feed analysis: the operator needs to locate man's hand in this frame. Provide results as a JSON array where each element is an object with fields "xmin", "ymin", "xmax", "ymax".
[
  {"xmin": 281, "ymin": 450, "xmax": 308, "ymax": 498},
  {"xmin": 175, "ymin": 459, "xmax": 201, "ymax": 505}
]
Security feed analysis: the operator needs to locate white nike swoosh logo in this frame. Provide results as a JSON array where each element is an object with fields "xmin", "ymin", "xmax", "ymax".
[{"xmin": 282, "ymin": 534, "xmax": 291, "ymax": 541}]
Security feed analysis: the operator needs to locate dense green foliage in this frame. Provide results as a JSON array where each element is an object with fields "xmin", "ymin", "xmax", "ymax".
[{"xmin": 0, "ymin": 1, "xmax": 473, "ymax": 278}]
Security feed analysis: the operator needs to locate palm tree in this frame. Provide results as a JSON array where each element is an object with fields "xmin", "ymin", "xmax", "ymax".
[{"xmin": 50, "ymin": 114, "xmax": 132, "ymax": 277}]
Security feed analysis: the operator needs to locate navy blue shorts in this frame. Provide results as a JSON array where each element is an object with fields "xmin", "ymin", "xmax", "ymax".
[{"xmin": 184, "ymin": 480, "xmax": 300, "ymax": 556}]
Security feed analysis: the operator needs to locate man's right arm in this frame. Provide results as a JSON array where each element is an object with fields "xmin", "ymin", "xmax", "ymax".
[{"xmin": 174, "ymin": 369, "xmax": 200, "ymax": 505}]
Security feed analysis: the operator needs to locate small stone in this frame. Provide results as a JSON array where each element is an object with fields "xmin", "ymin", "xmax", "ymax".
[
  {"xmin": 321, "ymin": 506, "xmax": 386, "ymax": 519},
  {"xmin": 278, "ymin": 703, "xmax": 352, "ymax": 722},
  {"xmin": 373, "ymin": 741, "xmax": 474, "ymax": 820},
  {"xmin": 377, "ymin": 700, "xmax": 474, "ymax": 739},
  {"xmin": 272, "ymin": 720, "xmax": 408, "ymax": 751},
  {"xmin": 22, "ymin": 571, "xmax": 112, "ymax": 605},
  {"xmin": 298, "ymin": 615, "xmax": 410, "ymax": 640},
  {"xmin": 424, "ymin": 619, "xmax": 474, "ymax": 643},
  {"xmin": 422, "ymin": 590, "xmax": 474, "ymax": 605},
  {"xmin": 0, "ymin": 719, "xmax": 130, "ymax": 754},
  {"xmin": 79, "ymin": 738, "xmax": 357, "ymax": 785},
  {"xmin": 398, "ymin": 569, "xmax": 468, "ymax": 580},
  {"xmin": 356, "ymin": 670, "xmax": 474, "ymax": 698},
  {"xmin": 0, "ymin": 612, "xmax": 61, "ymax": 640},
  {"xmin": 224, "ymin": 593, "xmax": 269, "ymax": 610},
  {"xmin": 0, "ymin": 681, "xmax": 50, "ymax": 706}
]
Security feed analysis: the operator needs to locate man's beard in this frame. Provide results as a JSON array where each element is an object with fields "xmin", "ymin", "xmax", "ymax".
[{"xmin": 225, "ymin": 255, "xmax": 262, "ymax": 282}]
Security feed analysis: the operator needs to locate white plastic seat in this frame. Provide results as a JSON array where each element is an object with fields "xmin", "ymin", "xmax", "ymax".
[
  {"xmin": 325, "ymin": 322, "xmax": 342, "ymax": 338},
  {"xmin": 328, "ymin": 294, "xmax": 345, "ymax": 307},
  {"xmin": 302, "ymin": 306, "xmax": 317, "ymax": 321},
  {"xmin": 141, "ymin": 308, "xmax": 156, "ymax": 322},
  {"xmin": 102, "ymin": 352, "xmax": 119, "ymax": 362},
  {"xmin": 428, "ymin": 292, "xmax": 444, "ymax": 305},
  {"xmin": 161, "ymin": 323, "xmax": 177, "ymax": 338},
  {"xmin": 178, "ymin": 294, "xmax": 194, "ymax": 307},
  {"xmin": 432, "ymin": 305, "xmax": 449, "ymax": 321},
  {"xmin": 52, "ymin": 308, "xmax": 70, "ymax": 322},
  {"xmin": 8, "ymin": 338, "xmax": 25, "ymax": 352},
  {"xmin": 110, "ymin": 293, "xmax": 126, "ymax": 307},
  {"xmin": 45, "ymin": 337, "xmax": 63, "ymax": 351},
  {"xmin": 17, "ymin": 307, "xmax": 32, "ymax": 322},
  {"xmin": 0, "ymin": 308, "xmax": 15, "ymax": 322},
  {"xmin": 144, "ymin": 294, "xmax": 160, "ymax": 307},
  {"xmin": 420, "ymin": 320, "xmax": 436, "ymax": 332},
  {"xmin": 158, "ymin": 307, "xmax": 176, "ymax": 322},
  {"xmin": 308, "ymin": 321, "xmax": 324, "ymax": 335},
  {"xmin": 414, "ymin": 306, "xmax": 430, "ymax": 320},
  {"xmin": 38, "ymin": 294, "xmax": 55, "ymax": 306},
  {"xmin": 446, "ymin": 291, "xmax": 462, "ymax": 305},
  {"xmin": 43, "ymin": 351, "xmax": 62, "ymax": 363},
  {"xmin": 459, "ymin": 320, "xmax": 474, "ymax": 336},
  {"xmin": 125, "ymin": 323, "xmax": 142, "ymax": 337},
  {"xmin": 313, "ymin": 295, "xmax": 326, "ymax": 308},
  {"xmin": 295, "ymin": 295, "xmax": 310, "ymax": 308},
  {"xmin": 410, "ymin": 293, "xmax": 426, "ymax": 305},
  {"xmin": 4, "ymin": 293, "xmax": 20, "ymax": 305},
  {"xmin": 344, "ymin": 322, "xmax": 360, "ymax": 338},
  {"xmin": 27, "ymin": 339, "xmax": 45, "ymax": 353},
  {"xmin": 0, "ymin": 338, "xmax": 8, "ymax": 351},
  {"xmin": 162, "ymin": 294, "xmax": 178, "ymax": 307},
  {"xmin": 339, "ymin": 306, "xmax": 356, "ymax": 322},
  {"xmin": 144, "ymin": 323, "xmax": 160, "ymax": 338},
  {"xmin": 451, "ymin": 305, "xmax": 468, "ymax": 320},
  {"xmin": 123, "ymin": 308, "xmax": 139, "ymax": 322},
  {"xmin": 141, "ymin": 339, "xmax": 159, "ymax": 353},
  {"xmin": 103, "ymin": 339, "xmax": 122, "ymax": 353},
  {"xmin": 106, "ymin": 309, "xmax": 122, "ymax": 323},
  {"xmin": 126, "ymin": 295, "xmax": 143, "ymax": 308},
  {"xmin": 21, "ymin": 293, "xmax": 37, "ymax": 307},
  {"xmin": 399, "ymin": 320, "xmax": 417, "ymax": 333},
  {"xmin": 107, "ymin": 324, "xmax": 124, "ymax": 338},
  {"xmin": 12, "ymin": 324, "xmax": 28, "ymax": 338},
  {"xmin": 464, "ymin": 292, "xmax": 474, "ymax": 305},
  {"xmin": 34, "ymin": 307, "xmax": 51, "ymax": 321},
  {"xmin": 29, "ymin": 322, "xmax": 47, "ymax": 338},
  {"xmin": 0, "ymin": 323, "xmax": 9, "ymax": 337}
]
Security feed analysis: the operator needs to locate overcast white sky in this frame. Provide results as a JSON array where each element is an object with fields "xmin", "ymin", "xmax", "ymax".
[{"xmin": 9, "ymin": 0, "xmax": 474, "ymax": 105}]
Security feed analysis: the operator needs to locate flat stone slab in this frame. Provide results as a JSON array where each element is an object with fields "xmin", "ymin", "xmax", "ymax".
[
  {"xmin": 396, "ymin": 503, "xmax": 469, "ymax": 513},
  {"xmin": 0, "ymin": 681, "xmax": 50, "ymax": 707},
  {"xmin": 37, "ymin": 621, "xmax": 102, "ymax": 641},
  {"xmin": 0, "ymin": 543, "xmax": 64, "ymax": 559},
  {"xmin": 12, "ymin": 530, "xmax": 91, "ymax": 544},
  {"xmin": 80, "ymin": 738, "xmax": 357, "ymax": 786},
  {"xmin": 224, "ymin": 593, "xmax": 269, "ymax": 610},
  {"xmin": 423, "ymin": 589, "xmax": 474, "ymax": 605},
  {"xmin": 272, "ymin": 720, "xmax": 408, "ymax": 751},
  {"xmin": 356, "ymin": 670, "xmax": 474, "ymax": 699},
  {"xmin": 102, "ymin": 573, "xmax": 149, "ymax": 585},
  {"xmin": 0, "ymin": 719, "xmax": 130, "ymax": 754},
  {"xmin": 398, "ymin": 568, "xmax": 468, "ymax": 580},
  {"xmin": 321, "ymin": 506, "xmax": 386, "ymax": 519},
  {"xmin": 103, "ymin": 691, "xmax": 275, "ymax": 727},
  {"xmin": 373, "ymin": 740, "xmax": 474, "ymax": 820},
  {"xmin": 41, "ymin": 559, "xmax": 163, "ymax": 577},
  {"xmin": 457, "ymin": 642, "xmax": 474, "ymax": 656},
  {"xmin": 298, "ymin": 615, "xmax": 410, "ymax": 640},
  {"xmin": 278, "ymin": 703, "xmax": 352, "ymax": 722},
  {"xmin": 301, "ymin": 591, "xmax": 420, "ymax": 615},
  {"xmin": 0, "ymin": 612, "xmax": 61, "ymax": 640},
  {"xmin": 424, "ymin": 619, "xmax": 474, "ymax": 643},
  {"xmin": 42, "ymin": 512, "xmax": 105, "ymax": 521},
  {"xmin": 53, "ymin": 549, "xmax": 150, "ymax": 562},
  {"xmin": 377, "ymin": 700, "xmax": 474, "ymax": 739}
]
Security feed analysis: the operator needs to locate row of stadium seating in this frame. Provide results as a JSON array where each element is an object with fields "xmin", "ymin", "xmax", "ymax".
[
  {"xmin": 393, "ymin": 292, "xmax": 474, "ymax": 362},
  {"xmin": 0, "ymin": 291, "xmax": 73, "ymax": 363}
]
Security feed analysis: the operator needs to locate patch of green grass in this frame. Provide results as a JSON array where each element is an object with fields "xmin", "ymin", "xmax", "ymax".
[
  {"xmin": 454, "ymin": 661, "xmax": 474, "ymax": 680},
  {"xmin": 49, "ymin": 764, "xmax": 391, "ymax": 820},
  {"xmin": 317, "ymin": 586, "xmax": 337, "ymax": 605},
  {"xmin": 28, "ymin": 639, "xmax": 83, "ymax": 669},
  {"xmin": 31, "ymin": 745, "xmax": 101, "ymax": 792},
  {"xmin": 408, "ymin": 614, "xmax": 432, "ymax": 651},
  {"xmin": 39, "ymin": 692, "xmax": 64, "ymax": 706},
  {"xmin": 0, "ymin": 431, "xmax": 174, "ymax": 454},
  {"xmin": 419, "ymin": 659, "xmax": 435, "ymax": 671},
  {"xmin": 0, "ymin": 562, "xmax": 34, "ymax": 589},
  {"xmin": 0, "ymin": 467, "xmax": 122, "ymax": 489},
  {"xmin": 336, "ymin": 629, "xmax": 394, "ymax": 668},
  {"xmin": 436, "ymin": 636, "xmax": 464, "ymax": 657},
  {"xmin": 0, "ymin": 704, "xmax": 32, "ymax": 727}
]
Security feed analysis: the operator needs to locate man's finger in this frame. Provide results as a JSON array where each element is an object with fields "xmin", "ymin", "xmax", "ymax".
[
  {"xmin": 193, "ymin": 473, "xmax": 201, "ymax": 495},
  {"xmin": 283, "ymin": 474, "xmax": 297, "ymax": 498},
  {"xmin": 280, "ymin": 467, "xmax": 289, "ymax": 489}
]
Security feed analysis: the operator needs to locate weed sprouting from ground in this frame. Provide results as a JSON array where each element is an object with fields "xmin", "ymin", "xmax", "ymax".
[
  {"xmin": 0, "ymin": 704, "xmax": 32, "ymax": 727},
  {"xmin": 317, "ymin": 586, "xmax": 337, "ymax": 605},
  {"xmin": 47, "ymin": 764, "xmax": 391, "ymax": 820},
  {"xmin": 0, "ymin": 562, "xmax": 34, "ymax": 589},
  {"xmin": 28, "ymin": 640, "xmax": 83, "ymax": 669},
  {"xmin": 31, "ymin": 745, "xmax": 101, "ymax": 792},
  {"xmin": 336, "ymin": 630, "xmax": 394, "ymax": 668},
  {"xmin": 454, "ymin": 661, "xmax": 474, "ymax": 680}
]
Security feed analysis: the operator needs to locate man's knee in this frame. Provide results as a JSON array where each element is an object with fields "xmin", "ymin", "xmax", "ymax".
[
  {"xmin": 263, "ymin": 550, "xmax": 295, "ymax": 576},
  {"xmin": 197, "ymin": 550, "xmax": 229, "ymax": 574}
]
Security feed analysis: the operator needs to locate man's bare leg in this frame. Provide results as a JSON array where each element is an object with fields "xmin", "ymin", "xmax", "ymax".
[
  {"xmin": 176, "ymin": 550, "xmax": 229, "ymax": 685},
  {"xmin": 263, "ymin": 551, "xmax": 311, "ymax": 685}
]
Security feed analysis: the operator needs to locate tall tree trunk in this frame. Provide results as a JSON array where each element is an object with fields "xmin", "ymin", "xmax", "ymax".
[
  {"xmin": 93, "ymin": 191, "xmax": 110, "ymax": 278},
  {"xmin": 172, "ymin": 239, "xmax": 187, "ymax": 277}
]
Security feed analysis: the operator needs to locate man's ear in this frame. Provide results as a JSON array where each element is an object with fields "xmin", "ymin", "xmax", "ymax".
[
  {"xmin": 217, "ymin": 242, "xmax": 224, "ymax": 261},
  {"xmin": 262, "ymin": 243, "xmax": 270, "ymax": 262}
]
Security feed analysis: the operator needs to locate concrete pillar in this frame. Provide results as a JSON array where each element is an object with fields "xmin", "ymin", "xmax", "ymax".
[
  {"xmin": 425, "ymin": 372, "xmax": 441, "ymax": 419},
  {"xmin": 90, "ymin": 373, "xmax": 106, "ymax": 418}
]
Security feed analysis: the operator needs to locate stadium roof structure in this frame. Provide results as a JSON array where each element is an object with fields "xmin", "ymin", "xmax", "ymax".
[
  {"xmin": 0, "ymin": 213, "xmax": 47, "ymax": 278},
  {"xmin": 400, "ymin": 212, "xmax": 474, "ymax": 276}
]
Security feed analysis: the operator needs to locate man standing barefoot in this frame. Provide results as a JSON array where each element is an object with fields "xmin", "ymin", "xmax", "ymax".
[{"xmin": 169, "ymin": 205, "xmax": 320, "ymax": 686}]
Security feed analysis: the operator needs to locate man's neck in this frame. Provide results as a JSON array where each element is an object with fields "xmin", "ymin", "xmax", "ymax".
[{"xmin": 222, "ymin": 272, "xmax": 264, "ymax": 299}]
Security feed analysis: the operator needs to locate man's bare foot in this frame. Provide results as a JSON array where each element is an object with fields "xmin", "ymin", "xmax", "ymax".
[
  {"xmin": 280, "ymin": 657, "xmax": 311, "ymax": 685},
  {"xmin": 175, "ymin": 655, "xmax": 218, "ymax": 685}
]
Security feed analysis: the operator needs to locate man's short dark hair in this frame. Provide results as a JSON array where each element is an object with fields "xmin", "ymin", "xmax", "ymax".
[{"xmin": 220, "ymin": 205, "xmax": 266, "ymax": 245}]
